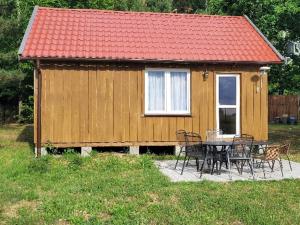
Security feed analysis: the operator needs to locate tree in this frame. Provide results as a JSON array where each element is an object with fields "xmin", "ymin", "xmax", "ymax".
[
  {"xmin": 173, "ymin": 0, "xmax": 207, "ymax": 13},
  {"xmin": 0, "ymin": 0, "xmax": 25, "ymax": 122}
]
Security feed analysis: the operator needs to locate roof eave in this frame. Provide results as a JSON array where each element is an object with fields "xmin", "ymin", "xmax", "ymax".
[
  {"xmin": 18, "ymin": 5, "xmax": 39, "ymax": 60},
  {"xmin": 243, "ymin": 15, "xmax": 284, "ymax": 63},
  {"xmin": 18, "ymin": 56, "xmax": 282, "ymax": 65}
]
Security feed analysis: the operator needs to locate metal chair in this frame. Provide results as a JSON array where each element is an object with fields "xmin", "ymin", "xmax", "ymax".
[
  {"xmin": 227, "ymin": 134, "xmax": 255, "ymax": 179},
  {"xmin": 279, "ymin": 143, "xmax": 292, "ymax": 171},
  {"xmin": 253, "ymin": 145, "xmax": 284, "ymax": 179},
  {"xmin": 181, "ymin": 132, "xmax": 206, "ymax": 177},
  {"xmin": 174, "ymin": 130, "xmax": 187, "ymax": 169}
]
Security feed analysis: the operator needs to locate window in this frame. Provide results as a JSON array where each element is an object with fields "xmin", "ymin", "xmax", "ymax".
[
  {"xmin": 216, "ymin": 74, "xmax": 240, "ymax": 137},
  {"xmin": 145, "ymin": 68, "xmax": 190, "ymax": 115}
]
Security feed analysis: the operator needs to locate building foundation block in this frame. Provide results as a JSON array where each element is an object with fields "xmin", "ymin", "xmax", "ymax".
[
  {"xmin": 129, "ymin": 146, "xmax": 139, "ymax": 155},
  {"xmin": 35, "ymin": 147, "xmax": 47, "ymax": 157},
  {"xmin": 175, "ymin": 146, "xmax": 184, "ymax": 156},
  {"xmin": 81, "ymin": 147, "xmax": 92, "ymax": 157}
]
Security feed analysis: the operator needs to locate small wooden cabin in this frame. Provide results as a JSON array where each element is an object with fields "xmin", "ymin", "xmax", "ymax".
[{"xmin": 19, "ymin": 7, "xmax": 283, "ymax": 155}]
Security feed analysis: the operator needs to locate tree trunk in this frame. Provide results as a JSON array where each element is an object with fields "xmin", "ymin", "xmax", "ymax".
[{"xmin": 18, "ymin": 100, "xmax": 22, "ymax": 120}]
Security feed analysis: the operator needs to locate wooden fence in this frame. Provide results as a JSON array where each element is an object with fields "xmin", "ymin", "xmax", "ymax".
[{"xmin": 268, "ymin": 95, "xmax": 300, "ymax": 121}]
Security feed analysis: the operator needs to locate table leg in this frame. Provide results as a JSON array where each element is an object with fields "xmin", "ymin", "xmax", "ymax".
[
  {"xmin": 200, "ymin": 146, "xmax": 211, "ymax": 173},
  {"xmin": 227, "ymin": 150, "xmax": 232, "ymax": 180}
]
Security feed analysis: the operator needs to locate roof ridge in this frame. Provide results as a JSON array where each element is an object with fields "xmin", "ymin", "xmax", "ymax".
[{"xmin": 37, "ymin": 6, "xmax": 244, "ymax": 19}]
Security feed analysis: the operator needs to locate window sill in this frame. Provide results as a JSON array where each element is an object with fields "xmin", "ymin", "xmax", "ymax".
[{"xmin": 143, "ymin": 113, "xmax": 192, "ymax": 117}]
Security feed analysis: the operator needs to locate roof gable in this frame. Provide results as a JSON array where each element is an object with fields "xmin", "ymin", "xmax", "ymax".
[{"xmin": 19, "ymin": 6, "xmax": 283, "ymax": 64}]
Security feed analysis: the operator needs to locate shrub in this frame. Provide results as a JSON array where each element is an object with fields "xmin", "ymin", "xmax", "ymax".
[{"xmin": 19, "ymin": 96, "xmax": 33, "ymax": 123}]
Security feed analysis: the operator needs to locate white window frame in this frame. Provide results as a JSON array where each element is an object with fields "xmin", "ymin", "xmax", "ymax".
[
  {"xmin": 145, "ymin": 68, "xmax": 190, "ymax": 115},
  {"xmin": 216, "ymin": 74, "xmax": 240, "ymax": 138}
]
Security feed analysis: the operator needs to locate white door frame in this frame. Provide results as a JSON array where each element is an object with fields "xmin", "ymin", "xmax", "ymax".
[{"xmin": 216, "ymin": 74, "xmax": 240, "ymax": 138}]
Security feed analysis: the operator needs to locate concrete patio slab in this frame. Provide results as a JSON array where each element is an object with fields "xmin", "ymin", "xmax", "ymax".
[{"xmin": 155, "ymin": 159, "xmax": 300, "ymax": 182}]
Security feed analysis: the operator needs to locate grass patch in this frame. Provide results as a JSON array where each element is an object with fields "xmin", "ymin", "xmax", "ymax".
[
  {"xmin": 28, "ymin": 157, "xmax": 50, "ymax": 174},
  {"xmin": 0, "ymin": 124, "xmax": 300, "ymax": 224}
]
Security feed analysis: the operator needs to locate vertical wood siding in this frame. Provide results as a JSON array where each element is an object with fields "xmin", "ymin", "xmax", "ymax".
[{"xmin": 35, "ymin": 63, "xmax": 268, "ymax": 146}]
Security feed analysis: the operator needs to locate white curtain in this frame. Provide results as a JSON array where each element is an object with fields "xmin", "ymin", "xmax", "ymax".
[
  {"xmin": 171, "ymin": 72, "xmax": 187, "ymax": 111},
  {"xmin": 148, "ymin": 71, "xmax": 165, "ymax": 111}
]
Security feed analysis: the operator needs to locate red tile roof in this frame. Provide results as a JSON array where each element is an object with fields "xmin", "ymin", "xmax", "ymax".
[{"xmin": 19, "ymin": 6, "xmax": 283, "ymax": 64}]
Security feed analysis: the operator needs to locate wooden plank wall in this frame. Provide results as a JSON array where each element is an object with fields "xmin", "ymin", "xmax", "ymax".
[
  {"xmin": 240, "ymin": 70, "xmax": 268, "ymax": 140},
  {"xmin": 268, "ymin": 95, "xmax": 299, "ymax": 121},
  {"xmin": 35, "ymin": 63, "xmax": 268, "ymax": 146}
]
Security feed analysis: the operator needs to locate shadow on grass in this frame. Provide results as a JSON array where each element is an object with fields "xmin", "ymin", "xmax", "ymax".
[{"xmin": 16, "ymin": 124, "xmax": 34, "ymax": 149}]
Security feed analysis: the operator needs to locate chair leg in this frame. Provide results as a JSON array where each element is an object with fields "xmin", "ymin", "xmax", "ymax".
[
  {"xmin": 235, "ymin": 161, "xmax": 241, "ymax": 175},
  {"xmin": 262, "ymin": 160, "xmax": 266, "ymax": 179},
  {"xmin": 252, "ymin": 158, "xmax": 256, "ymax": 168},
  {"xmin": 186, "ymin": 157, "xmax": 190, "ymax": 166},
  {"xmin": 215, "ymin": 161, "xmax": 220, "ymax": 175},
  {"xmin": 267, "ymin": 161, "xmax": 272, "ymax": 171},
  {"xmin": 221, "ymin": 152, "xmax": 228, "ymax": 169},
  {"xmin": 207, "ymin": 158, "xmax": 212, "ymax": 169},
  {"xmin": 278, "ymin": 158, "xmax": 284, "ymax": 177},
  {"xmin": 181, "ymin": 155, "xmax": 187, "ymax": 175},
  {"xmin": 218, "ymin": 161, "xmax": 222, "ymax": 175},
  {"xmin": 271, "ymin": 160, "xmax": 275, "ymax": 172},
  {"xmin": 248, "ymin": 160, "xmax": 255, "ymax": 180},
  {"xmin": 196, "ymin": 158, "xmax": 199, "ymax": 171},
  {"xmin": 240, "ymin": 161, "xmax": 245, "ymax": 175},
  {"xmin": 255, "ymin": 159, "xmax": 261, "ymax": 168},
  {"xmin": 219, "ymin": 160, "xmax": 223, "ymax": 170},
  {"xmin": 286, "ymin": 155, "xmax": 293, "ymax": 171},
  {"xmin": 227, "ymin": 152, "xmax": 232, "ymax": 180},
  {"xmin": 199, "ymin": 158, "xmax": 206, "ymax": 178},
  {"xmin": 211, "ymin": 160, "xmax": 215, "ymax": 175},
  {"xmin": 256, "ymin": 160, "xmax": 262, "ymax": 168},
  {"xmin": 174, "ymin": 147, "xmax": 182, "ymax": 169}
]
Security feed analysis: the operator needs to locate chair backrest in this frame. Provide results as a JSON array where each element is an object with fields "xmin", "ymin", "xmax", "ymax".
[
  {"xmin": 231, "ymin": 134, "xmax": 254, "ymax": 157},
  {"xmin": 176, "ymin": 130, "xmax": 187, "ymax": 147},
  {"xmin": 185, "ymin": 132, "xmax": 204, "ymax": 156},
  {"xmin": 279, "ymin": 143, "xmax": 291, "ymax": 155},
  {"xmin": 265, "ymin": 146, "xmax": 280, "ymax": 160},
  {"xmin": 206, "ymin": 129, "xmax": 223, "ymax": 141},
  {"xmin": 185, "ymin": 132, "xmax": 202, "ymax": 146}
]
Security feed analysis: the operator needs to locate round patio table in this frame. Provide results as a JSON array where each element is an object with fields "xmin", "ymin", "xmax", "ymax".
[
  {"xmin": 201, "ymin": 141, "xmax": 231, "ymax": 173},
  {"xmin": 201, "ymin": 140, "xmax": 268, "ymax": 174}
]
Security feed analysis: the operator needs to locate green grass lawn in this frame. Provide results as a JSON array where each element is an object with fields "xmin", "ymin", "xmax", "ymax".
[{"xmin": 0, "ymin": 124, "xmax": 300, "ymax": 225}]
